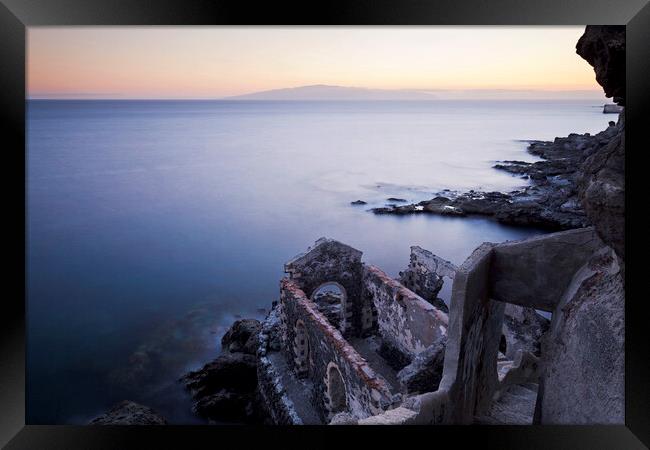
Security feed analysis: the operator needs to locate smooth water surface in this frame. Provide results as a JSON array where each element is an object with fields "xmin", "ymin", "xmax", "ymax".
[{"xmin": 27, "ymin": 99, "xmax": 610, "ymax": 423}]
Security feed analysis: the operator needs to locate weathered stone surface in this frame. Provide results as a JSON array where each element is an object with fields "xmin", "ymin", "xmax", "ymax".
[
  {"xmin": 279, "ymin": 277, "xmax": 394, "ymax": 421},
  {"xmin": 397, "ymin": 335, "xmax": 446, "ymax": 394},
  {"xmin": 364, "ymin": 265, "xmax": 448, "ymax": 357},
  {"xmin": 221, "ymin": 319, "xmax": 262, "ymax": 355},
  {"xmin": 576, "ymin": 26, "xmax": 625, "ymax": 105},
  {"xmin": 284, "ymin": 238, "xmax": 364, "ymax": 336},
  {"xmin": 329, "ymin": 412, "xmax": 359, "ymax": 425},
  {"xmin": 501, "ymin": 304, "xmax": 549, "ymax": 359},
  {"xmin": 536, "ymin": 246, "xmax": 624, "ymax": 424},
  {"xmin": 576, "ymin": 113, "xmax": 625, "ymax": 261},
  {"xmin": 256, "ymin": 306, "xmax": 308, "ymax": 425},
  {"xmin": 399, "ymin": 246, "xmax": 457, "ymax": 313},
  {"xmin": 489, "ymin": 227, "xmax": 602, "ymax": 311},
  {"xmin": 440, "ymin": 243, "xmax": 505, "ymax": 423},
  {"xmin": 89, "ymin": 401, "xmax": 167, "ymax": 425}
]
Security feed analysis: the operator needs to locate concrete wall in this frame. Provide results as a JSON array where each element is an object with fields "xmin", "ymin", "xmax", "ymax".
[
  {"xmin": 279, "ymin": 278, "xmax": 393, "ymax": 421},
  {"xmin": 439, "ymin": 243, "xmax": 505, "ymax": 423},
  {"xmin": 489, "ymin": 227, "xmax": 602, "ymax": 311},
  {"xmin": 363, "ymin": 265, "xmax": 448, "ymax": 358}
]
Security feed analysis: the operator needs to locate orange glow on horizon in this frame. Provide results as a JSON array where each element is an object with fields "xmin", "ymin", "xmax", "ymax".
[{"xmin": 28, "ymin": 26, "xmax": 603, "ymax": 99}]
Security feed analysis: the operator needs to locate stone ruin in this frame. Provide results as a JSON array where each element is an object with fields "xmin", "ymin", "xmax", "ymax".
[{"xmin": 256, "ymin": 227, "xmax": 623, "ymax": 425}]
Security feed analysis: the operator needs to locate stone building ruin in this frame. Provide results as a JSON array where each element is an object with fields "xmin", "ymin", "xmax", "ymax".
[{"xmin": 257, "ymin": 227, "xmax": 623, "ymax": 425}]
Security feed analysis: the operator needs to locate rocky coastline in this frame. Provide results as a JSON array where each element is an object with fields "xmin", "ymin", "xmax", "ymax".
[{"xmin": 369, "ymin": 120, "xmax": 621, "ymax": 231}]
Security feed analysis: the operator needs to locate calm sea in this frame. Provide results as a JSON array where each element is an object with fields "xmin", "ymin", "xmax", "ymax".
[{"xmin": 27, "ymin": 99, "xmax": 610, "ymax": 423}]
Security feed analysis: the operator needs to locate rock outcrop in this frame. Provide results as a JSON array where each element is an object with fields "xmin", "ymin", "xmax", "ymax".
[
  {"xmin": 181, "ymin": 319, "xmax": 267, "ymax": 423},
  {"xmin": 536, "ymin": 246, "xmax": 624, "ymax": 423},
  {"xmin": 89, "ymin": 400, "xmax": 167, "ymax": 425},
  {"xmin": 221, "ymin": 318, "xmax": 262, "ymax": 355},
  {"xmin": 372, "ymin": 125, "xmax": 619, "ymax": 231},
  {"xmin": 575, "ymin": 25, "xmax": 626, "ymax": 262},
  {"xmin": 576, "ymin": 25, "xmax": 625, "ymax": 106}
]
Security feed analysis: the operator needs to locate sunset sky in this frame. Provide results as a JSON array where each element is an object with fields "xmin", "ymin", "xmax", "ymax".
[{"xmin": 28, "ymin": 26, "xmax": 604, "ymax": 99}]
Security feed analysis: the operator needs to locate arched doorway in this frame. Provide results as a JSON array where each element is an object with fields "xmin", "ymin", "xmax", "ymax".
[
  {"xmin": 293, "ymin": 320, "xmax": 310, "ymax": 377},
  {"xmin": 325, "ymin": 362, "xmax": 348, "ymax": 417},
  {"xmin": 311, "ymin": 282, "xmax": 347, "ymax": 332}
]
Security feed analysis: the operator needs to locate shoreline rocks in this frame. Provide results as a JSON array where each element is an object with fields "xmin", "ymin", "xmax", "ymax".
[
  {"xmin": 89, "ymin": 401, "xmax": 167, "ymax": 425},
  {"xmin": 369, "ymin": 121, "xmax": 621, "ymax": 231},
  {"xmin": 180, "ymin": 319, "xmax": 268, "ymax": 424}
]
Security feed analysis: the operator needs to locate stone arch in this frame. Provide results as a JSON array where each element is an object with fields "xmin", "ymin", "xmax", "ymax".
[
  {"xmin": 324, "ymin": 362, "xmax": 348, "ymax": 418},
  {"xmin": 310, "ymin": 282, "xmax": 348, "ymax": 333},
  {"xmin": 293, "ymin": 320, "xmax": 310, "ymax": 376}
]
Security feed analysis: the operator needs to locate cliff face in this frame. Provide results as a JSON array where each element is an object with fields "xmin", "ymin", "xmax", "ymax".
[
  {"xmin": 535, "ymin": 26, "xmax": 626, "ymax": 425},
  {"xmin": 575, "ymin": 26, "xmax": 626, "ymax": 262},
  {"xmin": 576, "ymin": 26, "xmax": 625, "ymax": 106}
]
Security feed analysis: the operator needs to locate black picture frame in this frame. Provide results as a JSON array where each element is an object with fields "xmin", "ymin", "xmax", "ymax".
[{"xmin": 1, "ymin": 0, "xmax": 647, "ymax": 448}]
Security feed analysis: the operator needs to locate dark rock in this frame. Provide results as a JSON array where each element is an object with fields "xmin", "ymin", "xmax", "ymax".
[
  {"xmin": 182, "ymin": 352, "xmax": 258, "ymax": 396},
  {"xmin": 576, "ymin": 26, "xmax": 625, "ymax": 105},
  {"xmin": 193, "ymin": 389, "xmax": 263, "ymax": 423},
  {"xmin": 386, "ymin": 197, "xmax": 407, "ymax": 202},
  {"xmin": 575, "ymin": 25, "xmax": 625, "ymax": 261},
  {"xmin": 577, "ymin": 112, "xmax": 625, "ymax": 261},
  {"xmin": 221, "ymin": 319, "xmax": 262, "ymax": 355},
  {"xmin": 350, "ymin": 200, "xmax": 367, "ymax": 205},
  {"xmin": 89, "ymin": 401, "xmax": 167, "ymax": 425},
  {"xmin": 397, "ymin": 336, "xmax": 446, "ymax": 394},
  {"xmin": 369, "ymin": 125, "xmax": 623, "ymax": 231},
  {"xmin": 181, "ymin": 351, "xmax": 264, "ymax": 423}
]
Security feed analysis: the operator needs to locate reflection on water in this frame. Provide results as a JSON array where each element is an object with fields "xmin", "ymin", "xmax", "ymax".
[{"xmin": 27, "ymin": 100, "xmax": 609, "ymax": 423}]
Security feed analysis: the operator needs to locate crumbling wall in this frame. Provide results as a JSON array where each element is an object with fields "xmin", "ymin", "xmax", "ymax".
[
  {"xmin": 363, "ymin": 265, "xmax": 448, "ymax": 358},
  {"xmin": 280, "ymin": 278, "xmax": 393, "ymax": 421},
  {"xmin": 284, "ymin": 238, "xmax": 364, "ymax": 335},
  {"xmin": 399, "ymin": 246, "xmax": 457, "ymax": 312}
]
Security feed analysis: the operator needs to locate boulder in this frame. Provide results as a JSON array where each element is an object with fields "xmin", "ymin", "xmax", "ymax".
[
  {"xmin": 221, "ymin": 319, "xmax": 262, "ymax": 355},
  {"xmin": 182, "ymin": 352, "xmax": 258, "ymax": 396},
  {"xmin": 89, "ymin": 401, "xmax": 167, "ymax": 425}
]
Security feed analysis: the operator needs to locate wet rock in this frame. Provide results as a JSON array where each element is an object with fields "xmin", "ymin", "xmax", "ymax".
[
  {"xmin": 397, "ymin": 335, "xmax": 446, "ymax": 394},
  {"xmin": 370, "ymin": 126, "xmax": 623, "ymax": 231},
  {"xmin": 193, "ymin": 389, "xmax": 262, "ymax": 423},
  {"xmin": 221, "ymin": 319, "xmax": 262, "ymax": 355},
  {"xmin": 386, "ymin": 197, "xmax": 407, "ymax": 202},
  {"xmin": 89, "ymin": 401, "xmax": 167, "ymax": 425},
  {"xmin": 181, "ymin": 352, "xmax": 264, "ymax": 423},
  {"xmin": 182, "ymin": 352, "xmax": 258, "ymax": 397},
  {"xmin": 350, "ymin": 200, "xmax": 367, "ymax": 205}
]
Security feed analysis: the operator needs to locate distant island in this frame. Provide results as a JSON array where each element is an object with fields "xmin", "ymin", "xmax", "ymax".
[{"xmin": 223, "ymin": 84, "xmax": 604, "ymax": 101}]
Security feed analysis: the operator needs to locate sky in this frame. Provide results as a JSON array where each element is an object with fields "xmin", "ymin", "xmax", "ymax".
[{"xmin": 27, "ymin": 26, "xmax": 604, "ymax": 100}]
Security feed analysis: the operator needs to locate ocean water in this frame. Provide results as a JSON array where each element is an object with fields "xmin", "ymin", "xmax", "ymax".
[{"xmin": 26, "ymin": 99, "xmax": 610, "ymax": 424}]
